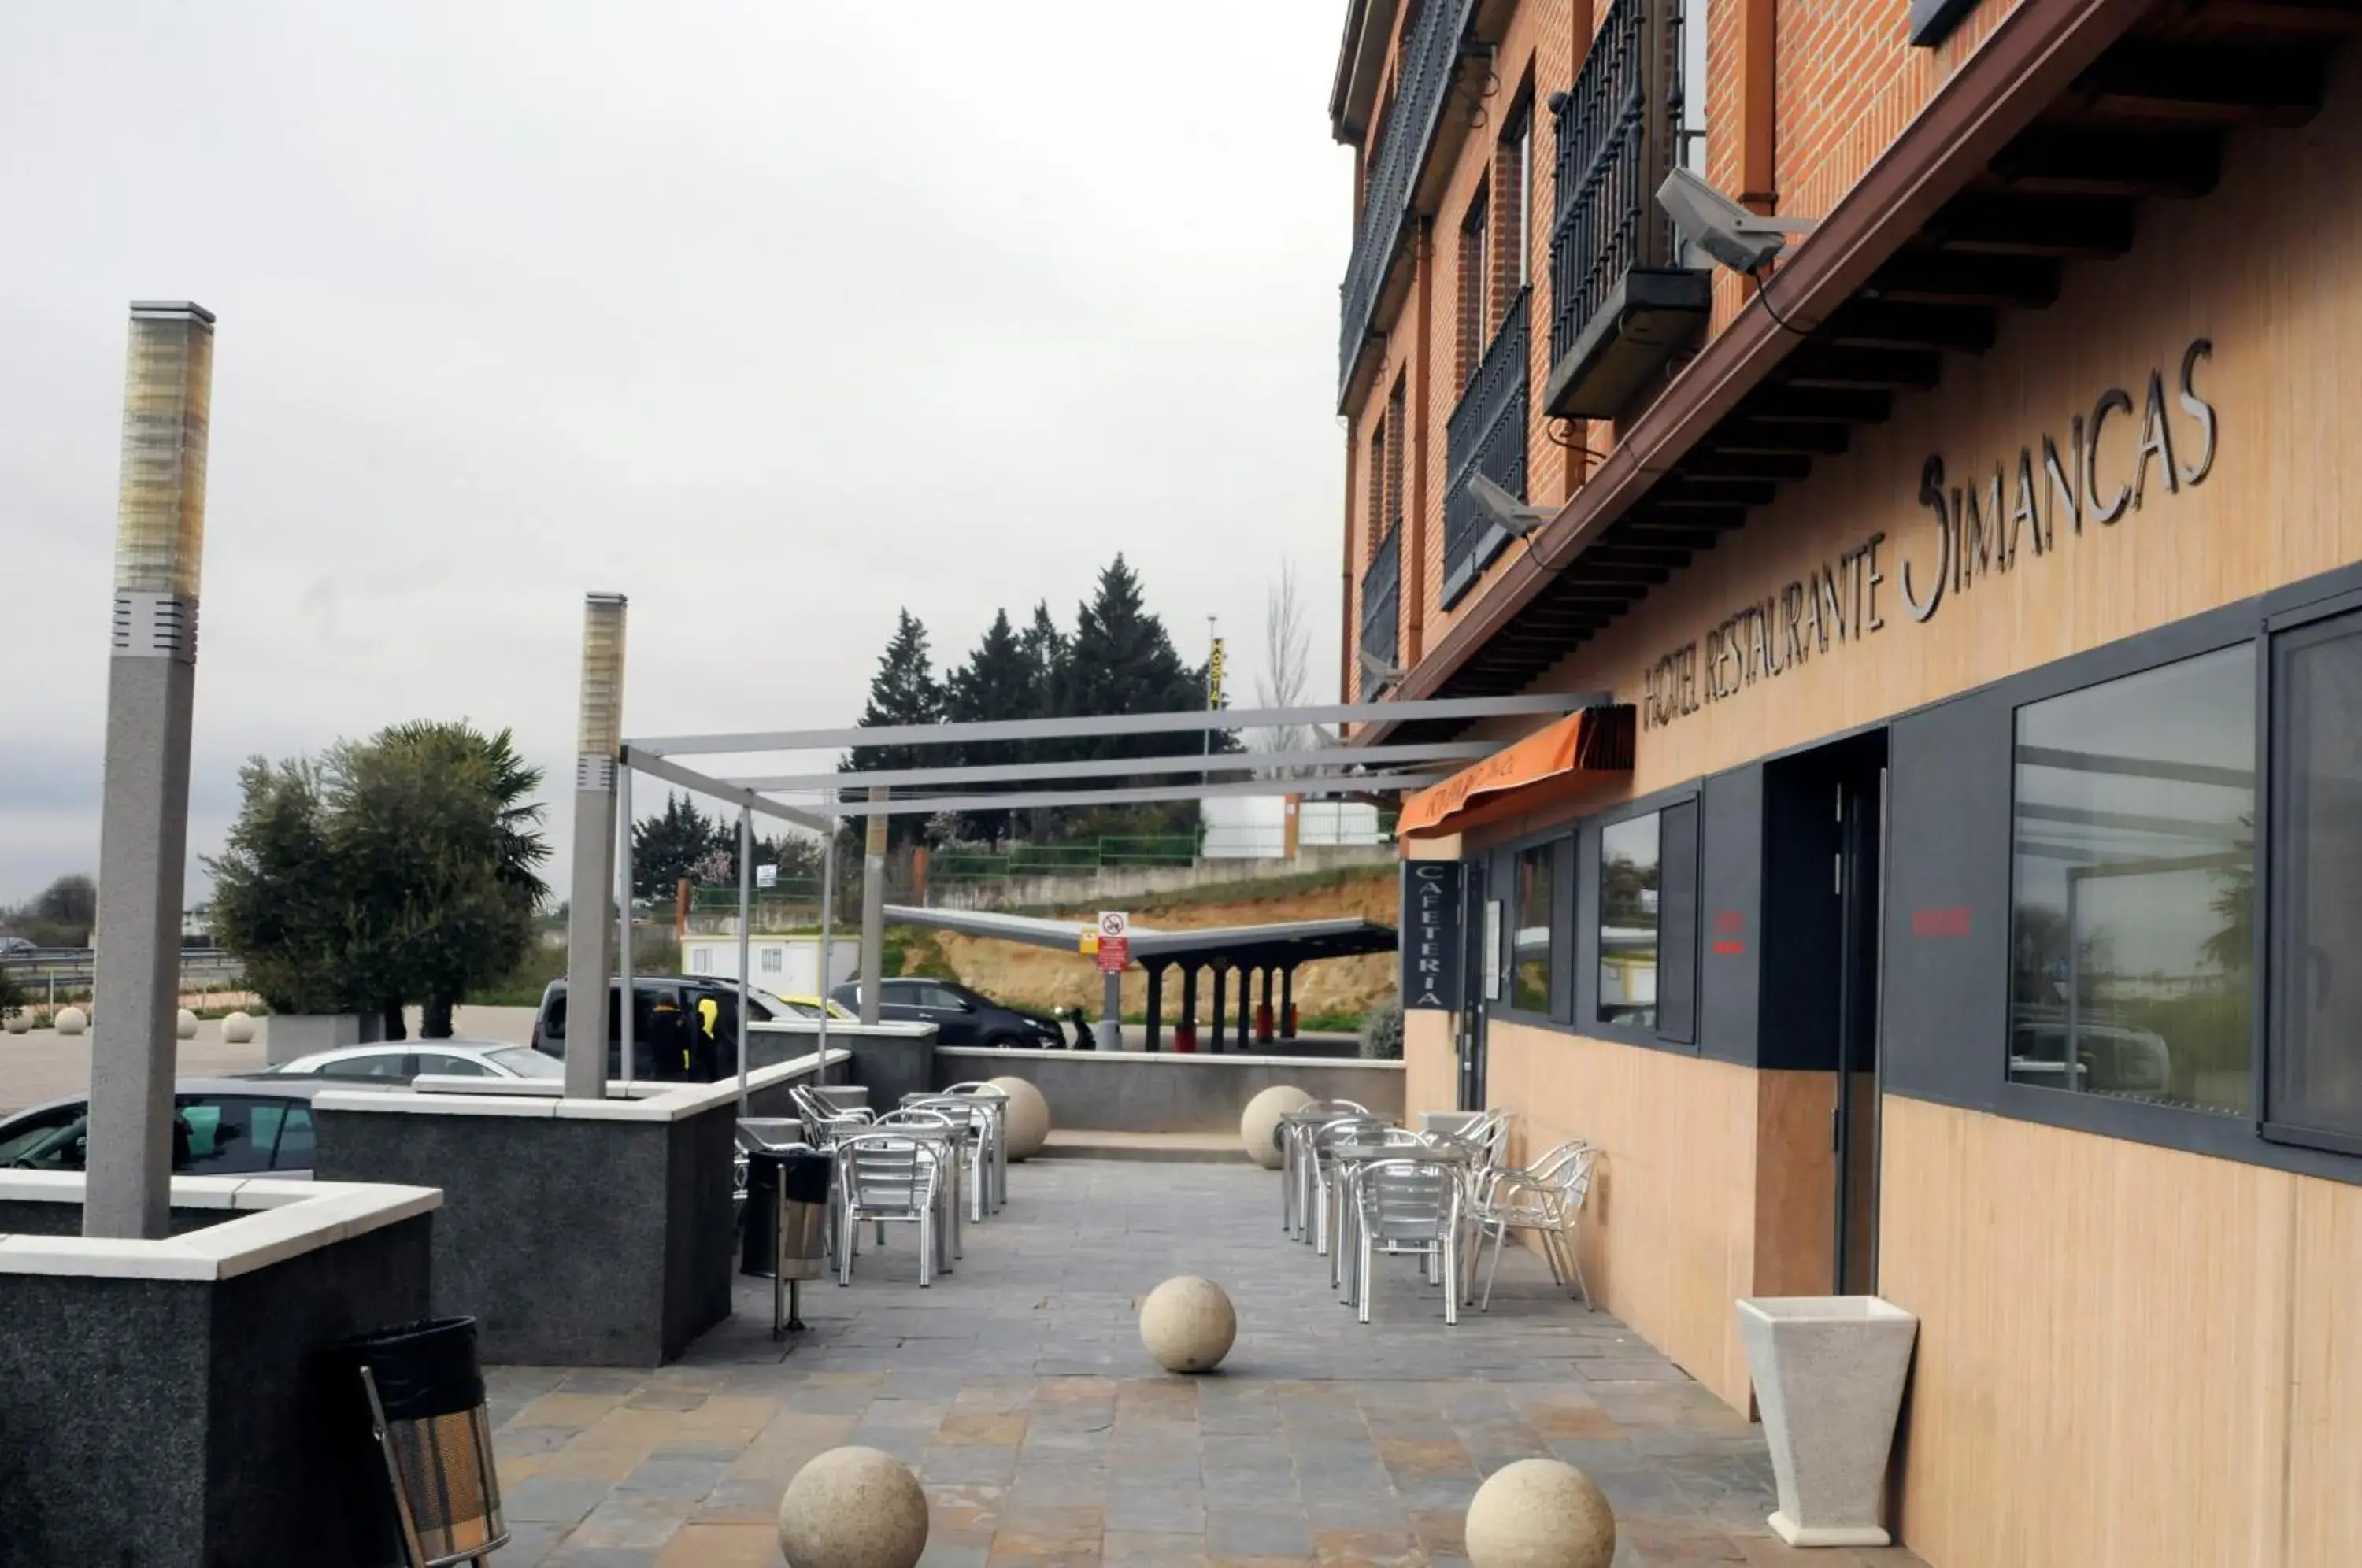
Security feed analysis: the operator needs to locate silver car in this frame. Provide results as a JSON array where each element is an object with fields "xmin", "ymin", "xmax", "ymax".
[{"xmin": 262, "ymin": 1041, "xmax": 564, "ymax": 1084}]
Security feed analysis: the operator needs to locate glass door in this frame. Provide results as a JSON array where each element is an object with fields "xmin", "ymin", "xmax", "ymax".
[{"xmin": 1833, "ymin": 763, "xmax": 1888, "ymax": 1295}]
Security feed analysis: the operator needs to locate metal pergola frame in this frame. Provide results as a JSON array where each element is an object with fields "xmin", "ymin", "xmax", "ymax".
[{"xmin": 590, "ymin": 690, "xmax": 1610, "ymax": 1096}]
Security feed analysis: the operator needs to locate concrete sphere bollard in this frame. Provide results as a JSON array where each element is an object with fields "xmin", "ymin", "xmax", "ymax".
[
  {"xmin": 1139, "ymin": 1274, "xmax": 1238, "ymax": 1374},
  {"xmin": 222, "ymin": 1010, "xmax": 257, "ymax": 1045},
  {"xmin": 1464, "ymin": 1458, "xmax": 1616, "ymax": 1568},
  {"xmin": 776, "ymin": 1444, "xmax": 929, "ymax": 1568},
  {"xmin": 3, "ymin": 1011, "xmax": 29, "ymax": 1035},
  {"xmin": 176, "ymin": 1008, "xmax": 199, "ymax": 1041},
  {"xmin": 987, "ymin": 1075, "xmax": 1050, "ymax": 1161},
  {"xmin": 54, "ymin": 1006, "xmax": 88, "ymax": 1037},
  {"xmin": 1239, "ymin": 1084, "xmax": 1312, "ymax": 1170}
]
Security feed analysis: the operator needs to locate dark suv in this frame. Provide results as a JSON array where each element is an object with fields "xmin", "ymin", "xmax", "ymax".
[
  {"xmin": 531, "ymin": 976, "xmax": 791, "ymax": 1080},
  {"xmin": 827, "ymin": 977, "xmax": 1068, "ymax": 1048}
]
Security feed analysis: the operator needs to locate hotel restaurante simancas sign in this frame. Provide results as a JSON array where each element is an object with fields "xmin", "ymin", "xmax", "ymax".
[{"xmin": 1640, "ymin": 338, "xmax": 2219, "ymax": 730}]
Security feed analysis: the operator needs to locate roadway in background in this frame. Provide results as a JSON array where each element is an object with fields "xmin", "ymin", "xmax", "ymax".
[{"xmin": 0, "ymin": 1004, "xmax": 538, "ymax": 1114}]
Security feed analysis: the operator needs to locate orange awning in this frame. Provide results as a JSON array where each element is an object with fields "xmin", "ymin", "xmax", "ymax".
[{"xmin": 1395, "ymin": 704, "xmax": 1635, "ymax": 840}]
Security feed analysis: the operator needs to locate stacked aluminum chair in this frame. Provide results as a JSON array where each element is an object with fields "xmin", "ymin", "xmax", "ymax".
[
  {"xmin": 938, "ymin": 1082, "xmax": 1012, "ymax": 1213},
  {"xmin": 907, "ymin": 1094, "xmax": 998, "ymax": 1224}
]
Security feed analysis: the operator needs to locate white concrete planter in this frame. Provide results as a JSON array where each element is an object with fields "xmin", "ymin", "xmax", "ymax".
[
  {"xmin": 1736, "ymin": 1296, "xmax": 1919, "ymax": 1548},
  {"xmin": 262, "ymin": 1012, "xmax": 383, "ymax": 1064}
]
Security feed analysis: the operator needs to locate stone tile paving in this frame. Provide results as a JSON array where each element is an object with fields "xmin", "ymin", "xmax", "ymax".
[{"xmin": 483, "ymin": 1160, "xmax": 1926, "ymax": 1568}]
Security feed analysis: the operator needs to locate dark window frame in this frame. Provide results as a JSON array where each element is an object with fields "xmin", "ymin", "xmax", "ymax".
[
  {"xmin": 1486, "ymin": 827, "xmax": 1571, "ymax": 1028},
  {"xmin": 2001, "ymin": 639, "xmax": 2258, "ymax": 1122},
  {"xmin": 1506, "ymin": 838, "xmax": 1559, "ymax": 1017},
  {"xmin": 2260, "ymin": 585, "xmax": 2362, "ymax": 1157},
  {"xmin": 1874, "ymin": 554, "xmax": 2362, "ymax": 1188},
  {"xmin": 1475, "ymin": 781, "xmax": 1703, "ymax": 1056}
]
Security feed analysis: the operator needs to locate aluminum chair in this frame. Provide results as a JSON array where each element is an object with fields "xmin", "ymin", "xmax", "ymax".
[
  {"xmin": 831, "ymin": 1131, "xmax": 942, "ymax": 1287},
  {"xmin": 1280, "ymin": 1100, "xmax": 1370, "ymax": 1239},
  {"xmin": 1350, "ymin": 1156, "xmax": 1465, "ymax": 1326},
  {"xmin": 940, "ymin": 1082, "xmax": 1012, "ymax": 1212},
  {"xmin": 1468, "ymin": 1138, "xmax": 1597, "ymax": 1311},
  {"xmin": 791, "ymin": 1085, "xmax": 873, "ymax": 1152},
  {"xmin": 1308, "ymin": 1115, "xmax": 1388, "ymax": 1256},
  {"xmin": 908, "ymin": 1096, "xmax": 996, "ymax": 1223},
  {"xmin": 1328, "ymin": 1126, "xmax": 1435, "ymax": 1290}
]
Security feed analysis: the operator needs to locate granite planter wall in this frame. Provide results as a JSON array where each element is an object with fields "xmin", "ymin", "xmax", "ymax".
[
  {"xmin": 0, "ymin": 1172, "xmax": 439, "ymax": 1568},
  {"xmin": 750, "ymin": 1019, "xmax": 938, "ymax": 1107},
  {"xmin": 932, "ymin": 1045, "xmax": 1407, "ymax": 1133},
  {"xmin": 315, "ymin": 1052, "xmax": 839, "ymax": 1366}
]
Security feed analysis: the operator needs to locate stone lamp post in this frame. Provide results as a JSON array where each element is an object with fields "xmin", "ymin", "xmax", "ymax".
[
  {"xmin": 565, "ymin": 592, "xmax": 628, "ymax": 1100},
  {"xmin": 85, "ymin": 301, "xmax": 215, "ymax": 1241}
]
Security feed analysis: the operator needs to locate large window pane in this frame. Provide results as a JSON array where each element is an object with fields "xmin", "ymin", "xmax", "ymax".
[
  {"xmin": 1599, "ymin": 813, "xmax": 1660, "ymax": 1027},
  {"xmin": 2008, "ymin": 645, "xmax": 2255, "ymax": 1115},
  {"xmin": 2271, "ymin": 612, "xmax": 2362, "ymax": 1144},
  {"xmin": 1511, "ymin": 843, "xmax": 1554, "ymax": 1012}
]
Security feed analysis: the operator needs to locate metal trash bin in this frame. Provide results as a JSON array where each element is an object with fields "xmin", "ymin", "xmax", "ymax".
[
  {"xmin": 745, "ymin": 1147, "xmax": 832, "ymax": 1335},
  {"xmin": 347, "ymin": 1316, "xmax": 508, "ymax": 1568}
]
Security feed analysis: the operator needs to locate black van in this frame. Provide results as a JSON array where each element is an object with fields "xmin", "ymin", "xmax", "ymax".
[{"xmin": 530, "ymin": 977, "xmax": 789, "ymax": 1080}]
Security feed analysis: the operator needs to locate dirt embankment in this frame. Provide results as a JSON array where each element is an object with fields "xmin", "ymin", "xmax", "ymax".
[{"xmin": 897, "ymin": 867, "xmax": 1399, "ymax": 1023}]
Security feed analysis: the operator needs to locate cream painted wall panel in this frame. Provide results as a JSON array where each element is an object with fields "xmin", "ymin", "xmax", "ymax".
[
  {"xmin": 1404, "ymin": 1008, "xmax": 1456, "ymax": 1119},
  {"xmin": 1879, "ymin": 1096, "xmax": 2324, "ymax": 1568},
  {"xmin": 2288, "ymin": 1176, "xmax": 2362, "ymax": 1566},
  {"xmin": 1483, "ymin": 1022, "xmax": 1760, "ymax": 1408}
]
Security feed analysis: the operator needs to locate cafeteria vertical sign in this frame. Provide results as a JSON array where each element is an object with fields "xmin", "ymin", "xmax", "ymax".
[{"xmin": 1401, "ymin": 860, "xmax": 1464, "ymax": 1011}]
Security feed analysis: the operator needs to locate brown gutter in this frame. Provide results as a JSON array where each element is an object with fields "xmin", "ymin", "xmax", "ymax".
[
  {"xmin": 1377, "ymin": 0, "xmax": 2157, "ymax": 731},
  {"xmin": 1340, "ymin": 423, "xmax": 1358, "ymax": 706},
  {"xmin": 1406, "ymin": 218, "xmax": 1434, "ymax": 664}
]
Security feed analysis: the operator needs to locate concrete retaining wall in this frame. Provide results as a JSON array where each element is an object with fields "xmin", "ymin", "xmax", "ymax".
[{"xmin": 933, "ymin": 1046, "xmax": 1405, "ymax": 1133}]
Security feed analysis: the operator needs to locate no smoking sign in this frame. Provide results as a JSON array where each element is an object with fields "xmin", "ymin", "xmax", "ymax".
[{"xmin": 1095, "ymin": 911, "xmax": 1131, "ymax": 974}]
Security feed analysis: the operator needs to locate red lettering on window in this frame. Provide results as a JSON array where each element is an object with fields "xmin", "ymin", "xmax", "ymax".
[{"xmin": 1912, "ymin": 906, "xmax": 1972, "ymax": 938}]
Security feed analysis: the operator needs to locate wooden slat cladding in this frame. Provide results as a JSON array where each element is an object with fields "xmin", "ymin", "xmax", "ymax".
[
  {"xmin": 1482, "ymin": 1021, "xmax": 1763, "ymax": 1408},
  {"xmin": 1881, "ymin": 1096, "xmax": 2362, "ymax": 1568}
]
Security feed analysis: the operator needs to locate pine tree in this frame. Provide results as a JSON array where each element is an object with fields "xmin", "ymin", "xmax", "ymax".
[
  {"xmin": 1017, "ymin": 601, "xmax": 1069, "ymax": 719},
  {"xmin": 945, "ymin": 608, "xmax": 1038, "ymax": 845},
  {"xmin": 1013, "ymin": 601, "xmax": 1073, "ymax": 840},
  {"xmin": 631, "ymin": 792, "xmax": 725, "ymax": 900},
  {"xmin": 843, "ymin": 608, "xmax": 945, "ymax": 849},
  {"xmin": 1064, "ymin": 555, "xmax": 1202, "ymax": 756},
  {"xmin": 1055, "ymin": 556, "xmax": 1216, "ymax": 839}
]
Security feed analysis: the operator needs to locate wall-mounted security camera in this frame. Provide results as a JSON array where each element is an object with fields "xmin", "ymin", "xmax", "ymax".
[
  {"xmin": 1655, "ymin": 167, "xmax": 1819, "ymax": 275},
  {"xmin": 1464, "ymin": 471, "xmax": 1550, "ymax": 538}
]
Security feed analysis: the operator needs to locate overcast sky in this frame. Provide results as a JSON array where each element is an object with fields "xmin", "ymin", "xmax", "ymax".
[{"xmin": 0, "ymin": 2, "xmax": 1349, "ymax": 906}]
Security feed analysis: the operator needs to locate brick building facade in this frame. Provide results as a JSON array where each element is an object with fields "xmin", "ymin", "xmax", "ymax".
[{"xmin": 1331, "ymin": 2, "xmax": 2362, "ymax": 1562}]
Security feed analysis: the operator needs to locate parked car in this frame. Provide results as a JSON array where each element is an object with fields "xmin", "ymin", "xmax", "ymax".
[
  {"xmin": 261, "ymin": 1041, "xmax": 565, "ymax": 1084},
  {"xmin": 760, "ymin": 991, "xmax": 857, "ymax": 1022},
  {"xmin": 0, "ymin": 1078, "xmax": 332, "ymax": 1177},
  {"xmin": 530, "ymin": 976, "xmax": 799, "ymax": 1079},
  {"xmin": 827, "ymin": 977, "xmax": 1068, "ymax": 1048}
]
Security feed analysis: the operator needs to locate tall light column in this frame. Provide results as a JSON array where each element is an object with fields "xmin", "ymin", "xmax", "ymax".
[
  {"xmin": 734, "ymin": 804, "xmax": 751, "ymax": 1115},
  {"xmin": 565, "ymin": 593, "xmax": 628, "ymax": 1100},
  {"xmin": 815, "ymin": 806, "xmax": 836, "ymax": 1081},
  {"xmin": 85, "ymin": 301, "xmax": 215, "ymax": 1241},
  {"xmin": 858, "ymin": 785, "xmax": 887, "ymax": 1025}
]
